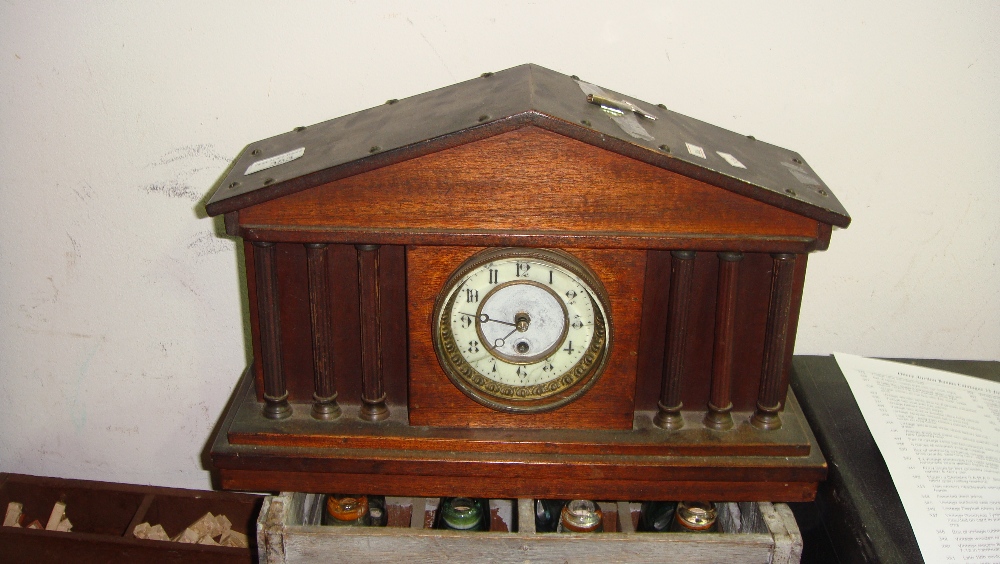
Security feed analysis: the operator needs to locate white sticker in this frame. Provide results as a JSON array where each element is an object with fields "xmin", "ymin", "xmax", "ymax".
[
  {"xmin": 782, "ymin": 161, "xmax": 821, "ymax": 186},
  {"xmin": 685, "ymin": 143, "xmax": 707, "ymax": 159},
  {"xmin": 244, "ymin": 147, "xmax": 305, "ymax": 176},
  {"xmin": 612, "ymin": 113, "xmax": 655, "ymax": 141},
  {"xmin": 716, "ymin": 152, "xmax": 747, "ymax": 169}
]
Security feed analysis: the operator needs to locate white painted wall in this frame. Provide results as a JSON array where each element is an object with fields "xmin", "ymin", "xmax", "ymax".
[{"xmin": 1, "ymin": 1, "xmax": 997, "ymax": 490}]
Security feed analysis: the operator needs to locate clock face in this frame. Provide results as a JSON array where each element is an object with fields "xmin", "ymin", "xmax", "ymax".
[{"xmin": 432, "ymin": 248, "xmax": 612, "ymax": 413}]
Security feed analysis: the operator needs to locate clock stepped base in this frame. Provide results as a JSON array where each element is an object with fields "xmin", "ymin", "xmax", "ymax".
[{"xmin": 211, "ymin": 367, "xmax": 826, "ymax": 502}]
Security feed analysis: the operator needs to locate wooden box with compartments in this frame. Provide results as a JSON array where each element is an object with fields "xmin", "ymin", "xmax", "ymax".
[
  {"xmin": 0, "ymin": 473, "xmax": 261, "ymax": 563},
  {"xmin": 257, "ymin": 492, "xmax": 802, "ymax": 563}
]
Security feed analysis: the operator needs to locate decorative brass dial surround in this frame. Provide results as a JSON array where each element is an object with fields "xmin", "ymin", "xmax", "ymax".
[{"xmin": 432, "ymin": 248, "xmax": 613, "ymax": 413}]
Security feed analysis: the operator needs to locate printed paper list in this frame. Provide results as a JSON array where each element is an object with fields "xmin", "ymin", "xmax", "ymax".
[{"xmin": 836, "ymin": 353, "xmax": 1000, "ymax": 563}]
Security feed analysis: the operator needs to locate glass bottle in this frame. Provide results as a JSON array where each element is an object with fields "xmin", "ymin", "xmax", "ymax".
[
  {"xmin": 323, "ymin": 494, "xmax": 369, "ymax": 526},
  {"xmin": 638, "ymin": 501, "xmax": 678, "ymax": 532},
  {"xmin": 367, "ymin": 495, "xmax": 387, "ymax": 527},
  {"xmin": 437, "ymin": 497, "xmax": 486, "ymax": 531},
  {"xmin": 557, "ymin": 499, "xmax": 603, "ymax": 533},
  {"xmin": 670, "ymin": 501, "xmax": 717, "ymax": 532},
  {"xmin": 534, "ymin": 499, "xmax": 566, "ymax": 533}
]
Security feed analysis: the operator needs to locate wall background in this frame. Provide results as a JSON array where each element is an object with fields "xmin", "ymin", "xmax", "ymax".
[{"xmin": 1, "ymin": 1, "xmax": 997, "ymax": 490}]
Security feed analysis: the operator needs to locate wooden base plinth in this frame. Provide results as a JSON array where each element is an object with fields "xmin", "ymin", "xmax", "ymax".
[{"xmin": 210, "ymin": 367, "xmax": 826, "ymax": 502}]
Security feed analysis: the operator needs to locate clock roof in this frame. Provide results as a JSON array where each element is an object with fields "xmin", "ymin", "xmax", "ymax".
[{"xmin": 205, "ymin": 63, "xmax": 849, "ymax": 227}]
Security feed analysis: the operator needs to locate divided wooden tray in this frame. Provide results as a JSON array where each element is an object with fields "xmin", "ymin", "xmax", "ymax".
[
  {"xmin": 258, "ymin": 492, "xmax": 802, "ymax": 563},
  {"xmin": 0, "ymin": 473, "xmax": 262, "ymax": 563}
]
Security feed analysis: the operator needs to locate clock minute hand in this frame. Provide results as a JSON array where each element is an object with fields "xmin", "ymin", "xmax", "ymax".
[{"xmin": 494, "ymin": 327, "xmax": 518, "ymax": 348}]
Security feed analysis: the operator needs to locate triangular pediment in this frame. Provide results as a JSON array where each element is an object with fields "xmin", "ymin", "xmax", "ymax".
[
  {"xmin": 206, "ymin": 64, "xmax": 848, "ymax": 228},
  {"xmin": 234, "ymin": 126, "xmax": 825, "ymax": 251}
]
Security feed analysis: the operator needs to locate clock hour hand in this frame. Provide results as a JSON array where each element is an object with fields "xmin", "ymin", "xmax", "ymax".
[{"xmin": 461, "ymin": 312, "xmax": 516, "ymax": 327}]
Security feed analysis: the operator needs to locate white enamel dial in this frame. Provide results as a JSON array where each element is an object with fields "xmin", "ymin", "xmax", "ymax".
[{"xmin": 433, "ymin": 248, "xmax": 612, "ymax": 413}]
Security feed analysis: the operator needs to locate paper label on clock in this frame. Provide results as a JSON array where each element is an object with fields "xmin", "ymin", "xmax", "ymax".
[
  {"xmin": 244, "ymin": 147, "xmax": 305, "ymax": 176},
  {"xmin": 716, "ymin": 152, "xmax": 747, "ymax": 169},
  {"xmin": 685, "ymin": 143, "xmax": 707, "ymax": 159},
  {"xmin": 782, "ymin": 161, "xmax": 821, "ymax": 186}
]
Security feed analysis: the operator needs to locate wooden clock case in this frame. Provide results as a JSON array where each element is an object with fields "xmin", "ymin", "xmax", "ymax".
[{"xmin": 205, "ymin": 64, "xmax": 850, "ymax": 501}]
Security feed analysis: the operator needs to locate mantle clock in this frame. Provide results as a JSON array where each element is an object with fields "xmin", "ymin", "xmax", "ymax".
[{"xmin": 205, "ymin": 64, "xmax": 850, "ymax": 502}]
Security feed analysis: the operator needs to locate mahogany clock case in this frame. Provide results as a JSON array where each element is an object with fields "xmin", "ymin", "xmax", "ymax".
[{"xmin": 204, "ymin": 64, "xmax": 850, "ymax": 502}]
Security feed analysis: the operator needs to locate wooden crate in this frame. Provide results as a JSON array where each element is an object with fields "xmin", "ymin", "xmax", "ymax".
[
  {"xmin": 0, "ymin": 473, "xmax": 262, "ymax": 563},
  {"xmin": 258, "ymin": 493, "xmax": 802, "ymax": 563}
]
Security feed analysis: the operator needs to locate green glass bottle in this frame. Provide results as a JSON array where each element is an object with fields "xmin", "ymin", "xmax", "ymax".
[
  {"xmin": 638, "ymin": 501, "xmax": 678, "ymax": 532},
  {"xmin": 534, "ymin": 499, "xmax": 566, "ymax": 533},
  {"xmin": 437, "ymin": 497, "xmax": 486, "ymax": 531},
  {"xmin": 367, "ymin": 495, "xmax": 387, "ymax": 527}
]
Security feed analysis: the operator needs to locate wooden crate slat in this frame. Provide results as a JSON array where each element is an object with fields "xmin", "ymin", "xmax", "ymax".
[{"xmin": 258, "ymin": 492, "xmax": 801, "ymax": 563}]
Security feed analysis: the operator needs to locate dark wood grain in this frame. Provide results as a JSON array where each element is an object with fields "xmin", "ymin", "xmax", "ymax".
[
  {"xmin": 242, "ymin": 242, "xmax": 264, "ymax": 401},
  {"xmin": 752, "ymin": 254, "xmax": 799, "ymax": 430},
  {"xmin": 305, "ymin": 243, "xmax": 341, "ymax": 419},
  {"xmin": 226, "ymin": 385, "xmax": 816, "ymax": 458},
  {"xmin": 406, "ymin": 246, "xmax": 644, "ymax": 430},
  {"xmin": 636, "ymin": 252, "xmax": 778, "ymax": 414},
  {"xmin": 778, "ymin": 253, "xmax": 810, "ymax": 414},
  {"xmin": 0, "ymin": 473, "xmax": 260, "ymax": 564},
  {"xmin": 637, "ymin": 250, "xmax": 723, "ymax": 415},
  {"xmin": 252, "ymin": 241, "xmax": 290, "ymax": 419},
  {"xmin": 654, "ymin": 251, "xmax": 697, "ymax": 429},
  {"xmin": 634, "ymin": 250, "xmax": 670, "ymax": 411},
  {"xmin": 238, "ymin": 127, "xmax": 822, "ymax": 244},
  {"xmin": 219, "ymin": 437, "xmax": 822, "ymax": 483},
  {"xmin": 357, "ymin": 244, "xmax": 389, "ymax": 421},
  {"xmin": 376, "ymin": 244, "xmax": 409, "ymax": 407},
  {"xmin": 274, "ymin": 243, "xmax": 313, "ymax": 403},
  {"xmin": 680, "ymin": 252, "xmax": 721, "ymax": 414},
  {"xmin": 813, "ymin": 222, "xmax": 833, "ymax": 251},
  {"xmin": 237, "ymin": 226, "xmax": 826, "ymax": 253},
  {"xmin": 248, "ymin": 243, "xmax": 406, "ymax": 409},
  {"xmin": 729, "ymin": 253, "xmax": 773, "ymax": 411},
  {"xmin": 210, "ymin": 101, "xmax": 845, "ymax": 502},
  {"xmin": 327, "ymin": 244, "xmax": 363, "ymax": 406},
  {"xmin": 705, "ymin": 252, "xmax": 743, "ymax": 430},
  {"xmin": 214, "ymin": 366, "xmax": 826, "ymax": 501},
  {"xmin": 220, "ymin": 470, "xmax": 819, "ymax": 502},
  {"xmin": 223, "ymin": 211, "xmax": 239, "ymax": 237},
  {"xmin": 227, "ymin": 422, "xmax": 813, "ymax": 458}
]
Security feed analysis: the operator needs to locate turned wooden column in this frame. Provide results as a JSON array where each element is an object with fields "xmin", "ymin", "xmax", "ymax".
[
  {"xmin": 356, "ymin": 244, "xmax": 390, "ymax": 421},
  {"xmin": 306, "ymin": 244, "xmax": 342, "ymax": 420},
  {"xmin": 751, "ymin": 253, "xmax": 797, "ymax": 430},
  {"xmin": 653, "ymin": 250, "xmax": 696, "ymax": 430},
  {"xmin": 253, "ymin": 241, "xmax": 291, "ymax": 420},
  {"xmin": 704, "ymin": 251, "xmax": 743, "ymax": 431}
]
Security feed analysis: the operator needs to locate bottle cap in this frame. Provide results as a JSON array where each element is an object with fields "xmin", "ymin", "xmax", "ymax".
[
  {"xmin": 441, "ymin": 497, "xmax": 483, "ymax": 530},
  {"xmin": 327, "ymin": 495, "xmax": 369, "ymax": 522},
  {"xmin": 675, "ymin": 501, "xmax": 717, "ymax": 531},
  {"xmin": 560, "ymin": 499, "xmax": 603, "ymax": 532}
]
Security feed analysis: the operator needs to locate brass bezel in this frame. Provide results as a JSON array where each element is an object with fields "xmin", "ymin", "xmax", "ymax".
[{"xmin": 431, "ymin": 247, "xmax": 613, "ymax": 413}]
